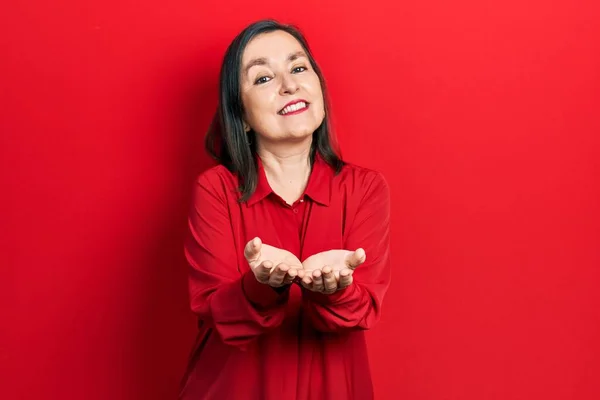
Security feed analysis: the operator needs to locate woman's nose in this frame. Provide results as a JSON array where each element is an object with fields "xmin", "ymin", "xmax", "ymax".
[{"xmin": 279, "ymin": 73, "xmax": 299, "ymax": 95}]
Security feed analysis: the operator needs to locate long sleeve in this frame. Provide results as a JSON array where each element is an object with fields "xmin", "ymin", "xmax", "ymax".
[
  {"xmin": 302, "ymin": 171, "xmax": 392, "ymax": 333},
  {"xmin": 184, "ymin": 172, "xmax": 289, "ymax": 349}
]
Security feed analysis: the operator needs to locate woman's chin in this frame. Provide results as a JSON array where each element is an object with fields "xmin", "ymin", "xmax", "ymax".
[
  {"xmin": 285, "ymin": 132, "xmax": 314, "ymax": 142},
  {"xmin": 284, "ymin": 124, "xmax": 321, "ymax": 140},
  {"xmin": 259, "ymin": 131, "xmax": 313, "ymax": 142}
]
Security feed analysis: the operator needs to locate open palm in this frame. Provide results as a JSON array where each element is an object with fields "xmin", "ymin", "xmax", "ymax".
[
  {"xmin": 246, "ymin": 241, "xmax": 302, "ymax": 271},
  {"xmin": 302, "ymin": 249, "xmax": 366, "ymax": 278},
  {"xmin": 299, "ymin": 248, "xmax": 366, "ymax": 293},
  {"xmin": 244, "ymin": 237, "xmax": 304, "ymax": 287}
]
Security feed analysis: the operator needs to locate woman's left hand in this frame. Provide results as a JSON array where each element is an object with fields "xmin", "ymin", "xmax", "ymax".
[{"xmin": 300, "ymin": 249, "xmax": 366, "ymax": 294}]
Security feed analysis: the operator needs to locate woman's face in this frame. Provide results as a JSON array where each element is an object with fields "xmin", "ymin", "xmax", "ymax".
[{"xmin": 240, "ymin": 30, "xmax": 325, "ymax": 144}]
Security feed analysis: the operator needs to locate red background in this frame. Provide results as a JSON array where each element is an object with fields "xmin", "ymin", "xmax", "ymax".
[{"xmin": 3, "ymin": 1, "xmax": 599, "ymax": 399}]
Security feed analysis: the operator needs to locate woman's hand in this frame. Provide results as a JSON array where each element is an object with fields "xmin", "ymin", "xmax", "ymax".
[
  {"xmin": 244, "ymin": 237, "xmax": 304, "ymax": 288},
  {"xmin": 300, "ymin": 249, "xmax": 366, "ymax": 294}
]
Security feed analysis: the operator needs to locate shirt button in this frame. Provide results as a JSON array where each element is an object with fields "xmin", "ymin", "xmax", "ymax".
[{"xmin": 293, "ymin": 208, "xmax": 298, "ymax": 214}]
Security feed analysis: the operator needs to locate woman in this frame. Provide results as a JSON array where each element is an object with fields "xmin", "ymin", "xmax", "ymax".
[{"xmin": 180, "ymin": 19, "xmax": 391, "ymax": 400}]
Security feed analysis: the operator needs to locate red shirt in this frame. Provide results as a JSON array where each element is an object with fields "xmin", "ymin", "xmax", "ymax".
[{"xmin": 180, "ymin": 152, "xmax": 392, "ymax": 400}]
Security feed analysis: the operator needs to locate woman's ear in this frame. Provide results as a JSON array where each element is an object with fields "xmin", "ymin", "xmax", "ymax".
[{"xmin": 243, "ymin": 121, "xmax": 251, "ymax": 132}]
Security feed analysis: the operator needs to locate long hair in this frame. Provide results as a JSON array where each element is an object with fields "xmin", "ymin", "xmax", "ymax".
[{"xmin": 205, "ymin": 19, "xmax": 345, "ymax": 202}]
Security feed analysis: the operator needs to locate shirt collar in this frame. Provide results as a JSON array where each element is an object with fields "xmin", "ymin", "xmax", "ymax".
[{"xmin": 246, "ymin": 151, "xmax": 333, "ymax": 207}]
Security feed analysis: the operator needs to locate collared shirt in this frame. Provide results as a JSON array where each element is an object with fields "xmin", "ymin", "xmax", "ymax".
[{"xmin": 181, "ymin": 152, "xmax": 392, "ymax": 400}]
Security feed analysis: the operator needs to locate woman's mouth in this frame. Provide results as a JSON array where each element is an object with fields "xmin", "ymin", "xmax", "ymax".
[{"xmin": 278, "ymin": 101, "xmax": 309, "ymax": 116}]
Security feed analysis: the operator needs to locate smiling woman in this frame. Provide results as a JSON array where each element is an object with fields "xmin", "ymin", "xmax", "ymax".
[
  {"xmin": 240, "ymin": 35, "xmax": 325, "ymax": 145},
  {"xmin": 181, "ymin": 20, "xmax": 392, "ymax": 400}
]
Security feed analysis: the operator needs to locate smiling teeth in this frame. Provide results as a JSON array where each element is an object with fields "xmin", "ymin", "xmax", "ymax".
[{"xmin": 280, "ymin": 102, "xmax": 307, "ymax": 115}]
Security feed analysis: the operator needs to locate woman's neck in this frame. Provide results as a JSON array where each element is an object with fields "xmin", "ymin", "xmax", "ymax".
[{"xmin": 256, "ymin": 138, "xmax": 312, "ymax": 205}]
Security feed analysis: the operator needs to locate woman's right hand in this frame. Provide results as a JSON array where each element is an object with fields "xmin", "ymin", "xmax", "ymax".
[{"xmin": 244, "ymin": 237, "xmax": 304, "ymax": 288}]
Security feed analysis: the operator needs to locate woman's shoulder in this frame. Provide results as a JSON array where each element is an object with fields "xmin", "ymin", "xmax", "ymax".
[
  {"xmin": 337, "ymin": 160, "xmax": 390, "ymax": 193},
  {"xmin": 334, "ymin": 161, "xmax": 391, "ymax": 212},
  {"xmin": 196, "ymin": 164, "xmax": 235, "ymax": 184},
  {"xmin": 193, "ymin": 164, "xmax": 239, "ymax": 200}
]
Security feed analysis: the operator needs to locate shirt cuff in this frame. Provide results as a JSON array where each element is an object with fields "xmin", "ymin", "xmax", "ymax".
[
  {"xmin": 302, "ymin": 283, "xmax": 357, "ymax": 304},
  {"xmin": 242, "ymin": 270, "xmax": 289, "ymax": 309}
]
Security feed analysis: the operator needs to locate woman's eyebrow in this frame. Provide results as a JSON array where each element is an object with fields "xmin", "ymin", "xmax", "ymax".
[
  {"xmin": 288, "ymin": 50, "xmax": 308, "ymax": 61},
  {"xmin": 244, "ymin": 51, "xmax": 308, "ymax": 76},
  {"xmin": 244, "ymin": 57, "xmax": 268, "ymax": 75}
]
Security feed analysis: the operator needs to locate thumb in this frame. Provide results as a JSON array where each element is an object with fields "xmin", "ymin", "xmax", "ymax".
[
  {"xmin": 244, "ymin": 237, "xmax": 262, "ymax": 262},
  {"xmin": 346, "ymin": 248, "xmax": 366, "ymax": 269}
]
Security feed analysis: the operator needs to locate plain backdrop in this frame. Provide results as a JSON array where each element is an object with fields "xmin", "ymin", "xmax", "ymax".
[{"xmin": 2, "ymin": 1, "xmax": 599, "ymax": 399}]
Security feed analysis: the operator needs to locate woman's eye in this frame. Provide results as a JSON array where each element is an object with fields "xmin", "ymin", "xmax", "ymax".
[
  {"xmin": 255, "ymin": 76, "xmax": 271, "ymax": 85},
  {"xmin": 292, "ymin": 66, "xmax": 307, "ymax": 73}
]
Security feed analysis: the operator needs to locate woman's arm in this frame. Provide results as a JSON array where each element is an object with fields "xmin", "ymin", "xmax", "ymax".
[
  {"xmin": 185, "ymin": 171, "xmax": 289, "ymax": 349},
  {"xmin": 302, "ymin": 171, "xmax": 392, "ymax": 333}
]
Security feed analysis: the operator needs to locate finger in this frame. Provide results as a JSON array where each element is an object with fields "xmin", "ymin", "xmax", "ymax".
[
  {"xmin": 283, "ymin": 267, "xmax": 298, "ymax": 285},
  {"xmin": 254, "ymin": 260, "xmax": 272, "ymax": 284},
  {"xmin": 244, "ymin": 237, "xmax": 262, "ymax": 263},
  {"xmin": 346, "ymin": 248, "xmax": 366, "ymax": 270},
  {"xmin": 322, "ymin": 266, "xmax": 337, "ymax": 294},
  {"xmin": 338, "ymin": 268, "xmax": 354, "ymax": 289},
  {"xmin": 312, "ymin": 269, "xmax": 324, "ymax": 292},
  {"xmin": 269, "ymin": 263, "xmax": 289, "ymax": 287},
  {"xmin": 301, "ymin": 275, "xmax": 313, "ymax": 289}
]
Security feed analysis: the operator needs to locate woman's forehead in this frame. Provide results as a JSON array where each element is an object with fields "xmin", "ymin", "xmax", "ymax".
[{"xmin": 242, "ymin": 31, "xmax": 306, "ymax": 64}]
